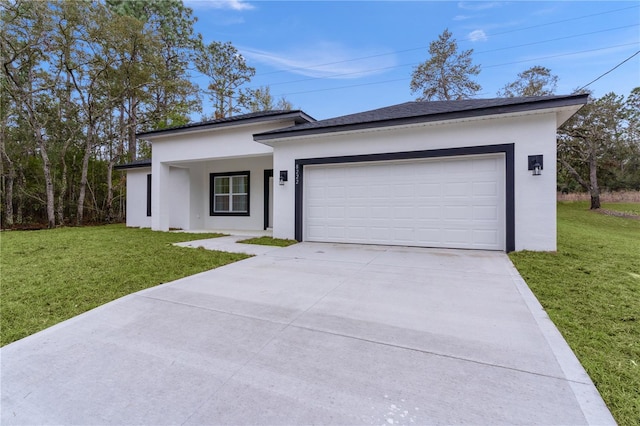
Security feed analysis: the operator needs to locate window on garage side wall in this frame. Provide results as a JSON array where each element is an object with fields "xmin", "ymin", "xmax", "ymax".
[{"xmin": 210, "ymin": 171, "xmax": 250, "ymax": 216}]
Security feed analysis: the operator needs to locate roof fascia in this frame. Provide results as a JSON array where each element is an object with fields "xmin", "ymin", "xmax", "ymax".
[
  {"xmin": 114, "ymin": 162, "xmax": 151, "ymax": 171},
  {"xmin": 254, "ymin": 95, "xmax": 588, "ymax": 143},
  {"xmin": 256, "ymin": 106, "xmax": 584, "ymax": 147},
  {"xmin": 137, "ymin": 111, "xmax": 315, "ymax": 140}
]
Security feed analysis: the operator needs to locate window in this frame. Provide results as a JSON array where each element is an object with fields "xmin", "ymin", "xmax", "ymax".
[{"xmin": 210, "ymin": 171, "xmax": 250, "ymax": 216}]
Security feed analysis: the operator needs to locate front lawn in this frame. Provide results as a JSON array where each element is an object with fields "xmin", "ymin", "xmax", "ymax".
[
  {"xmin": 0, "ymin": 225, "xmax": 249, "ymax": 346},
  {"xmin": 509, "ymin": 202, "xmax": 640, "ymax": 425}
]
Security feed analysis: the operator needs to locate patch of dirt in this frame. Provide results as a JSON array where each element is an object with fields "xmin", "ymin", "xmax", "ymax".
[{"xmin": 595, "ymin": 209, "xmax": 640, "ymax": 220}]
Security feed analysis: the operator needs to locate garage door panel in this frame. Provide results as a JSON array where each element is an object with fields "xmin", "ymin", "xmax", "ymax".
[
  {"xmin": 305, "ymin": 155, "xmax": 505, "ymax": 250},
  {"xmin": 388, "ymin": 231, "xmax": 415, "ymax": 244},
  {"xmin": 473, "ymin": 181, "xmax": 498, "ymax": 196},
  {"xmin": 393, "ymin": 184, "xmax": 414, "ymax": 197},
  {"xmin": 369, "ymin": 226, "xmax": 391, "ymax": 239},
  {"xmin": 326, "ymin": 187, "xmax": 345, "ymax": 199},
  {"xmin": 474, "ymin": 205, "xmax": 499, "ymax": 220},
  {"xmin": 416, "ymin": 206, "xmax": 442, "ymax": 219},
  {"xmin": 444, "ymin": 206, "xmax": 472, "ymax": 220},
  {"xmin": 415, "ymin": 228, "xmax": 442, "ymax": 243},
  {"xmin": 473, "ymin": 229, "xmax": 499, "ymax": 246},
  {"xmin": 347, "ymin": 206, "xmax": 367, "ymax": 218},
  {"xmin": 444, "ymin": 229, "xmax": 472, "ymax": 244},
  {"xmin": 367, "ymin": 207, "xmax": 388, "ymax": 218},
  {"xmin": 326, "ymin": 226, "xmax": 346, "ymax": 239},
  {"xmin": 444, "ymin": 160, "xmax": 469, "ymax": 174},
  {"xmin": 416, "ymin": 183, "xmax": 442, "ymax": 197},
  {"xmin": 327, "ymin": 206, "xmax": 344, "ymax": 219},
  {"xmin": 473, "ymin": 157, "xmax": 499, "ymax": 171},
  {"xmin": 345, "ymin": 226, "xmax": 367, "ymax": 239}
]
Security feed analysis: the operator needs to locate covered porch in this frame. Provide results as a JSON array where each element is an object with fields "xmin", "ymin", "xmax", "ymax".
[{"xmin": 152, "ymin": 154, "xmax": 275, "ymax": 233}]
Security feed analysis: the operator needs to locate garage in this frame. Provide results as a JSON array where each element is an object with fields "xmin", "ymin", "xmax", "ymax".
[
  {"xmin": 304, "ymin": 154, "xmax": 505, "ymax": 250},
  {"xmin": 254, "ymin": 95, "xmax": 589, "ymax": 252}
]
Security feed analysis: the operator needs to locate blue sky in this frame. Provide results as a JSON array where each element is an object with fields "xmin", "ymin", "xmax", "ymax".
[{"xmin": 185, "ymin": 0, "xmax": 640, "ymax": 120}]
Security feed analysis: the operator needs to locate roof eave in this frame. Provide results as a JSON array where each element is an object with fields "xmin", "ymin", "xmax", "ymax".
[
  {"xmin": 137, "ymin": 111, "xmax": 315, "ymax": 140},
  {"xmin": 254, "ymin": 95, "xmax": 589, "ymax": 143},
  {"xmin": 114, "ymin": 161, "xmax": 151, "ymax": 171}
]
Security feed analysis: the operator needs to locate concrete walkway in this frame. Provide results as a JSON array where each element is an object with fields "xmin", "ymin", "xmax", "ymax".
[
  {"xmin": 1, "ymin": 242, "xmax": 614, "ymax": 425},
  {"xmin": 173, "ymin": 235, "xmax": 283, "ymax": 255}
]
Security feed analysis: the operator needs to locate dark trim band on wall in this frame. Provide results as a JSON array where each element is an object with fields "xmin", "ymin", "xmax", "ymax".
[
  {"xmin": 264, "ymin": 169, "xmax": 273, "ymax": 230},
  {"xmin": 294, "ymin": 144, "xmax": 516, "ymax": 252},
  {"xmin": 146, "ymin": 174, "xmax": 152, "ymax": 217}
]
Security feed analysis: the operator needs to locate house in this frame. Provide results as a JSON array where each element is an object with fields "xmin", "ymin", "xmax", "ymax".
[{"xmin": 115, "ymin": 94, "xmax": 588, "ymax": 252}]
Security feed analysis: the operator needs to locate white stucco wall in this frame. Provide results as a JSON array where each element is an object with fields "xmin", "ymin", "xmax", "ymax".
[
  {"xmin": 169, "ymin": 167, "xmax": 190, "ymax": 230},
  {"xmin": 201, "ymin": 155, "xmax": 273, "ymax": 231},
  {"xmin": 188, "ymin": 163, "xmax": 205, "ymax": 230},
  {"xmin": 124, "ymin": 168, "xmax": 151, "ymax": 228},
  {"xmin": 147, "ymin": 119, "xmax": 294, "ymax": 231},
  {"xmin": 269, "ymin": 111, "xmax": 559, "ymax": 251}
]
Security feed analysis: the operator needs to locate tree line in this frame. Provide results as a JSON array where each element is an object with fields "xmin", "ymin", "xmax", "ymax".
[
  {"xmin": 1, "ymin": 0, "xmax": 289, "ymax": 228},
  {"xmin": 2, "ymin": 7, "xmax": 638, "ymax": 229}
]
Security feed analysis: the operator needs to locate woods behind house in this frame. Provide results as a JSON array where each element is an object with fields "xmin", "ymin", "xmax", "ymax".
[{"xmin": 2, "ymin": 5, "xmax": 639, "ymax": 228}]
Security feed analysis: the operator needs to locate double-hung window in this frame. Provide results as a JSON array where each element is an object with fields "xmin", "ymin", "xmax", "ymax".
[{"xmin": 210, "ymin": 171, "xmax": 250, "ymax": 216}]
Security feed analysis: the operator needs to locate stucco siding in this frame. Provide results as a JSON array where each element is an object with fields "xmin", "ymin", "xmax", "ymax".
[
  {"xmin": 125, "ymin": 168, "xmax": 151, "ymax": 228},
  {"xmin": 271, "ymin": 112, "xmax": 558, "ymax": 251},
  {"xmin": 148, "ymin": 119, "xmax": 301, "ymax": 231},
  {"xmin": 169, "ymin": 167, "xmax": 190, "ymax": 230},
  {"xmin": 202, "ymin": 155, "xmax": 273, "ymax": 231},
  {"xmin": 149, "ymin": 120, "xmax": 294, "ymax": 164}
]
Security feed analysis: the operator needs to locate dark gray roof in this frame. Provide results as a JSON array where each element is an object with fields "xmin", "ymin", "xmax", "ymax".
[
  {"xmin": 137, "ymin": 110, "xmax": 315, "ymax": 138},
  {"xmin": 114, "ymin": 158, "xmax": 151, "ymax": 171},
  {"xmin": 254, "ymin": 94, "xmax": 588, "ymax": 141}
]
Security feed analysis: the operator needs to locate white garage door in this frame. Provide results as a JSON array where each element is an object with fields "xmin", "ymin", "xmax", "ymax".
[{"xmin": 304, "ymin": 154, "xmax": 505, "ymax": 250}]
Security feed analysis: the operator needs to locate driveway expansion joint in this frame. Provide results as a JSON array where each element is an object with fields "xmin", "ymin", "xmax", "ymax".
[
  {"xmin": 286, "ymin": 323, "xmax": 591, "ymax": 385},
  {"xmin": 134, "ymin": 292, "xmax": 590, "ymax": 386}
]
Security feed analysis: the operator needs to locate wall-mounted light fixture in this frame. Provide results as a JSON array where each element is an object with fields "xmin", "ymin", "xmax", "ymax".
[
  {"xmin": 528, "ymin": 155, "xmax": 543, "ymax": 176},
  {"xmin": 279, "ymin": 170, "xmax": 288, "ymax": 185}
]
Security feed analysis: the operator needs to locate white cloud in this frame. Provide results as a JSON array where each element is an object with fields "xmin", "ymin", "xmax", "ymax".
[
  {"xmin": 185, "ymin": 0, "xmax": 254, "ymax": 11},
  {"xmin": 458, "ymin": 2, "xmax": 502, "ymax": 11},
  {"xmin": 453, "ymin": 15, "xmax": 472, "ymax": 21},
  {"xmin": 468, "ymin": 30, "xmax": 488, "ymax": 42},
  {"xmin": 241, "ymin": 42, "xmax": 397, "ymax": 79}
]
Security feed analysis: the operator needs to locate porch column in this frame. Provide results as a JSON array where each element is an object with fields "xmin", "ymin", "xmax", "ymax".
[{"xmin": 151, "ymin": 162, "xmax": 170, "ymax": 231}]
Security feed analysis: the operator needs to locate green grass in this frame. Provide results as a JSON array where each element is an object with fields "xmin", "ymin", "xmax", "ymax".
[
  {"xmin": 0, "ymin": 225, "xmax": 249, "ymax": 346},
  {"xmin": 3, "ymin": 211, "xmax": 638, "ymax": 422},
  {"xmin": 509, "ymin": 202, "xmax": 640, "ymax": 425},
  {"xmin": 601, "ymin": 202, "xmax": 640, "ymax": 217},
  {"xmin": 237, "ymin": 236, "xmax": 298, "ymax": 247}
]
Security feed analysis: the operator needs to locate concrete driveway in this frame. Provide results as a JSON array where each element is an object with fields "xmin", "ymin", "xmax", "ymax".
[{"xmin": 1, "ymin": 242, "xmax": 613, "ymax": 425}]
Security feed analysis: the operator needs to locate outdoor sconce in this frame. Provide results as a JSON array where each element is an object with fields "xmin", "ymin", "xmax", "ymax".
[
  {"xmin": 528, "ymin": 155, "xmax": 543, "ymax": 176},
  {"xmin": 279, "ymin": 170, "xmax": 288, "ymax": 185}
]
